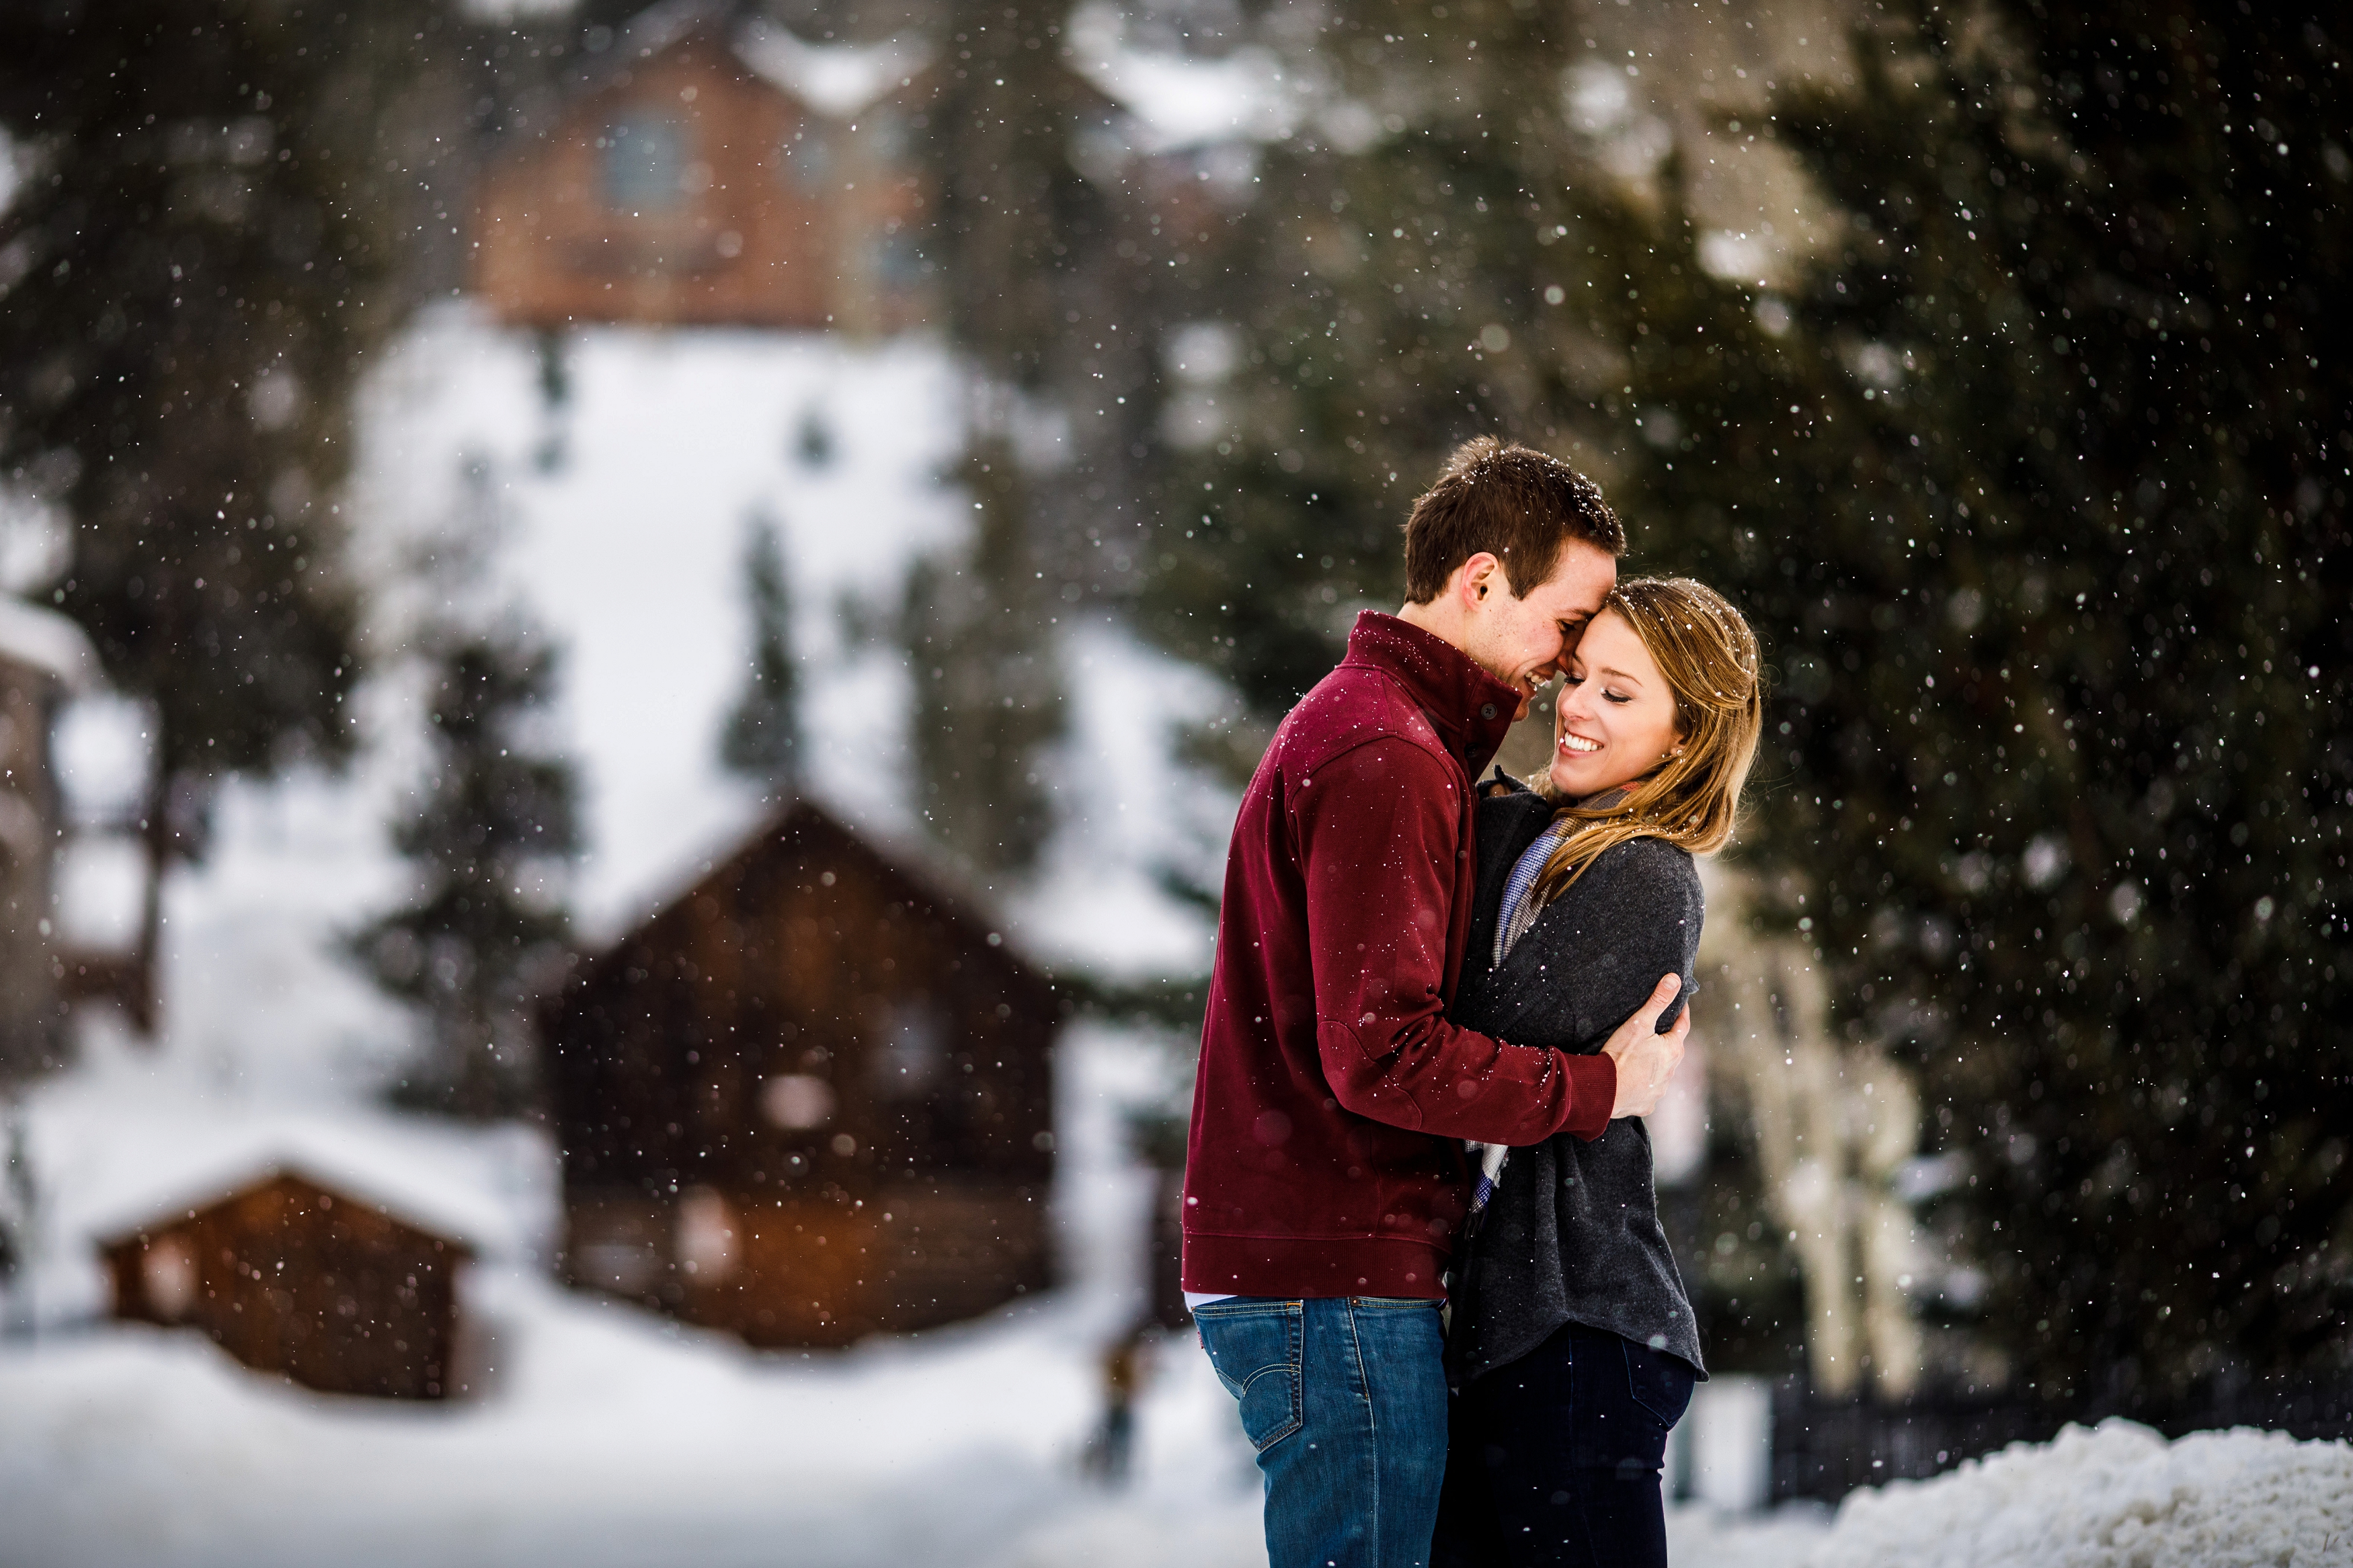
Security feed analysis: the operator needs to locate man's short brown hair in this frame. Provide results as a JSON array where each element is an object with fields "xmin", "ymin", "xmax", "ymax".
[{"xmin": 1401, "ymin": 437, "xmax": 1626, "ymax": 603}]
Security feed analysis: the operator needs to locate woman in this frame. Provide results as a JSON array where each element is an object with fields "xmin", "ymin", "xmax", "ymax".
[{"xmin": 1432, "ymin": 576, "xmax": 1763, "ymax": 1568}]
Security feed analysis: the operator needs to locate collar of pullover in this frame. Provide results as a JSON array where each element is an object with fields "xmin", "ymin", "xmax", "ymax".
[{"xmin": 1343, "ymin": 610, "xmax": 1522, "ymax": 779}]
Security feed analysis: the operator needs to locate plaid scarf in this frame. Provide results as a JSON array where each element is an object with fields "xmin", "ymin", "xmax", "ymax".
[{"xmin": 1493, "ymin": 816, "xmax": 1574, "ymax": 969}]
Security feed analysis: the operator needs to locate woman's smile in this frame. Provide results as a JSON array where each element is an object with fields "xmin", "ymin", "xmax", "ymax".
[{"xmin": 1548, "ymin": 608, "xmax": 1683, "ymax": 797}]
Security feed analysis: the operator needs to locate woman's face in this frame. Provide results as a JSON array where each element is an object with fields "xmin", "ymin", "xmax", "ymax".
[{"xmin": 1550, "ymin": 608, "xmax": 1684, "ymax": 799}]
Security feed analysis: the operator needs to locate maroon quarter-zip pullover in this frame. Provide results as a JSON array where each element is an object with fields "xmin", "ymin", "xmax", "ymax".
[{"xmin": 1181, "ymin": 612, "xmax": 1617, "ymax": 1301}]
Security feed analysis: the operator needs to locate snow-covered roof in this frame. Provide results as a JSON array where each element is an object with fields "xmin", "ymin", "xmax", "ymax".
[
  {"xmin": 1064, "ymin": 3, "xmax": 1297, "ymax": 153},
  {"xmin": 77, "ymin": 1118, "xmax": 514, "ymax": 1253},
  {"xmin": 732, "ymin": 21, "xmax": 932, "ymax": 120},
  {"xmin": 0, "ymin": 596, "xmax": 98, "ymax": 691},
  {"xmin": 586, "ymin": 790, "xmax": 1058, "ymax": 1000},
  {"xmin": 610, "ymin": 0, "xmax": 725, "ymax": 66}
]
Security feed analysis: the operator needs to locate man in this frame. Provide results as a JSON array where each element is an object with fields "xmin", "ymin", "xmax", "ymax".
[{"xmin": 1182, "ymin": 438, "xmax": 1691, "ymax": 1568}]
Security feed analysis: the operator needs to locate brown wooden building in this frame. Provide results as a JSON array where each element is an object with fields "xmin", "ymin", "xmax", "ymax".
[
  {"xmin": 543, "ymin": 797, "xmax": 1060, "ymax": 1348},
  {"xmin": 470, "ymin": 1, "xmax": 934, "ymax": 333},
  {"xmin": 98, "ymin": 1163, "xmax": 475, "ymax": 1401}
]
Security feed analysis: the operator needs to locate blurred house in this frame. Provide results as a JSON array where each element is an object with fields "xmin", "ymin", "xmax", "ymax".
[
  {"xmin": 470, "ymin": 1, "xmax": 935, "ymax": 333},
  {"xmin": 0, "ymin": 597, "xmax": 103, "ymax": 1082},
  {"xmin": 542, "ymin": 796, "xmax": 1059, "ymax": 1348},
  {"xmin": 94, "ymin": 1153, "xmax": 482, "ymax": 1401}
]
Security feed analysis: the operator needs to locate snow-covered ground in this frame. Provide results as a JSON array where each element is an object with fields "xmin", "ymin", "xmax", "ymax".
[{"xmin": 2, "ymin": 1025, "xmax": 1289, "ymax": 1568}]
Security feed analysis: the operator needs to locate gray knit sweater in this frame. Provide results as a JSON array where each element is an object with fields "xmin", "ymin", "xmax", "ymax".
[{"xmin": 1444, "ymin": 774, "xmax": 1707, "ymax": 1386}]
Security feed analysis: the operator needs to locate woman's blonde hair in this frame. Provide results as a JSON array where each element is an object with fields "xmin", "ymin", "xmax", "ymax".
[{"xmin": 1529, "ymin": 576, "xmax": 1765, "ymax": 901}]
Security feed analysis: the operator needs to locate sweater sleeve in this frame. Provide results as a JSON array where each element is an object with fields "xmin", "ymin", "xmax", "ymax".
[
  {"xmin": 1291, "ymin": 737, "xmax": 1616, "ymax": 1145},
  {"xmin": 1554, "ymin": 839, "xmax": 1705, "ymax": 1053}
]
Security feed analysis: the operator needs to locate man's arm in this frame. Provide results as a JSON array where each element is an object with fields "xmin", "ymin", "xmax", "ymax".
[{"xmin": 1293, "ymin": 736, "xmax": 1618, "ymax": 1145}]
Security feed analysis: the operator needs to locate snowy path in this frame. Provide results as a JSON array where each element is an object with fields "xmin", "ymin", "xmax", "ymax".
[{"xmin": 0, "ymin": 1278, "xmax": 1267, "ymax": 1568}]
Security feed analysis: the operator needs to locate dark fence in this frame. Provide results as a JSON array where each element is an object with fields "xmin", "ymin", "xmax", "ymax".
[{"xmin": 1771, "ymin": 1374, "xmax": 2353, "ymax": 1503}]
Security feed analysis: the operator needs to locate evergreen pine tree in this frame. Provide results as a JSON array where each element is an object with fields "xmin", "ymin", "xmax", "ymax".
[
  {"xmin": 0, "ymin": 1, "xmax": 463, "ymax": 1020},
  {"xmin": 719, "ymin": 509, "xmax": 801, "ymax": 792},
  {"xmin": 356, "ymin": 615, "xmax": 580, "ymax": 1121},
  {"xmin": 894, "ymin": 1, "xmax": 1113, "ymax": 866},
  {"xmin": 1592, "ymin": 3, "xmax": 2353, "ymax": 1399},
  {"xmin": 902, "ymin": 438, "xmax": 1066, "ymax": 875},
  {"xmin": 794, "ymin": 407, "xmax": 833, "ymax": 470},
  {"xmin": 1131, "ymin": 0, "xmax": 1646, "ymax": 710}
]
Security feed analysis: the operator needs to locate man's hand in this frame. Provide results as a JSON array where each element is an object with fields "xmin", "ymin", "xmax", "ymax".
[{"xmin": 1602, "ymin": 973, "xmax": 1690, "ymax": 1120}]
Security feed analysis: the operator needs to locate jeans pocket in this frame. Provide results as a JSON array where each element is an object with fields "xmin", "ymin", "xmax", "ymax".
[
  {"xmin": 1194, "ymin": 1298, "xmax": 1304, "ymax": 1452},
  {"xmin": 1622, "ymin": 1339, "xmax": 1697, "ymax": 1430}
]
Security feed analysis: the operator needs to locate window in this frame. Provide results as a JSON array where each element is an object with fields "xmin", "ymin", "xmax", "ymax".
[
  {"xmin": 602, "ymin": 114, "xmax": 685, "ymax": 210},
  {"xmin": 874, "ymin": 1000, "xmax": 947, "ymax": 1096},
  {"xmin": 873, "ymin": 229, "xmax": 930, "ymax": 290},
  {"xmin": 676, "ymin": 1188, "xmax": 739, "ymax": 1283},
  {"xmin": 761, "ymin": 1073, "xmax": 835, "ymax": 1129},
  {"xmin": 143, "ymin": 1236, "xmax": 197, "ymax": 1320},
  {"xmin": 778, "ymin": 126, "xmax": 832, "ymax": 194}
]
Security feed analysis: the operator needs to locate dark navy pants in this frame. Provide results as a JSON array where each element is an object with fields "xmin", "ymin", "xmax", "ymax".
[
  {"xmin": 1194, "ymin": 1296, "xmax": 1451, "ymax": 1568},
  {"xmin": 1431, "ymin": 1320, "xmax": 1697, "ymax": 1568}
]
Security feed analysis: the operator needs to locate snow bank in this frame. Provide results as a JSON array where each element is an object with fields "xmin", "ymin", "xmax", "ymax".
[
  {"xmin": 1802, "ymin": 1417, "xmax": 2353, "ymax": 1568},
  {"xmin": 1661, "ymin": 1416, "xmax": 2353, "ymax": 1568}
]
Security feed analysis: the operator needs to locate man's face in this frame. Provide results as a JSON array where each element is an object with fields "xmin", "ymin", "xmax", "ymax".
[{"xmin": 1460, "ymin": 541, "xmax": 1618, "ymax": 718}]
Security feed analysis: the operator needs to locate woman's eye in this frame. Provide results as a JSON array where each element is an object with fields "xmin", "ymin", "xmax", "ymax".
[{"xmin": 1604, "ymin": 690, "xmax": 1632, "ymax": 704}]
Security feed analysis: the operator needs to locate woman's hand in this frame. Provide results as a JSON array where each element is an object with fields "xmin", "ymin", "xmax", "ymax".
[{"xmin": 1602, "ymin": 974, "xmax": 1689, "ymax": 1120}]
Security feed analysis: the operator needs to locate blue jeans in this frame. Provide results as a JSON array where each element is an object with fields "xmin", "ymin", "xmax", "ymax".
[
  {"xmin": 1430, "ymin": 1320, "xmax": 1698, "ymax": 1568},
  {"xmin": 1194, "ymin": 1296, "xmax": 1450, "ymax": 1568}
]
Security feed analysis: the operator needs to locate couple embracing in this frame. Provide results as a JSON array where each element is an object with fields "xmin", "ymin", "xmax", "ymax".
[{"xmin": 1181, "ymin": 437, "xmax": 1763, "ymax": 1568}]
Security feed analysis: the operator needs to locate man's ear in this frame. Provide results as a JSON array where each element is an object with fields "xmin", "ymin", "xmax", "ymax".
[{"xmin": 1458, "ymin": 552, "xmax": 1503, "ymax": 606}]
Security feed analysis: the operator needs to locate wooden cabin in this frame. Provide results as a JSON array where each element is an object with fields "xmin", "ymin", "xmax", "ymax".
[
  {"xmin": 97, "ymin": 1163, "xmax": 476, "ymax": 1401},
  {"xmin": 470, "ymin": 1, "xmax": 934, "ymax": 333},
  {"xmin": 543, "ymin": 797, "xmax": 1060, "ymax": 1348}
]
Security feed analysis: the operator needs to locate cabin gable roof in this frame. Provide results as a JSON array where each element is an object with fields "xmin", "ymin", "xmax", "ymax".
[
  {"xmin": 81, "ymin": 1129, "xmax": 507, "ymax": 1254},
  {"xmin": 94, "ymin": 1165, "xmax": 481, "ymax": 1259},
  {"xmin": 565, "ymin": 796, "xmax": 1060, "ymax": 1016}
]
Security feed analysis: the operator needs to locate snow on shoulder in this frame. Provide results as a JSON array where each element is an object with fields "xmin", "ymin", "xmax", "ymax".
[{"xmin": 1802, "ymin": 1417, "xmax": 2353, "ymax": 1568}]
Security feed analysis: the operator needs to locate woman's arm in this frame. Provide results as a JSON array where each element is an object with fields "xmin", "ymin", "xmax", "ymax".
[{"xmin": 1543, "ymin": 836, "xmax": 1706, "ymax": 1059}]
